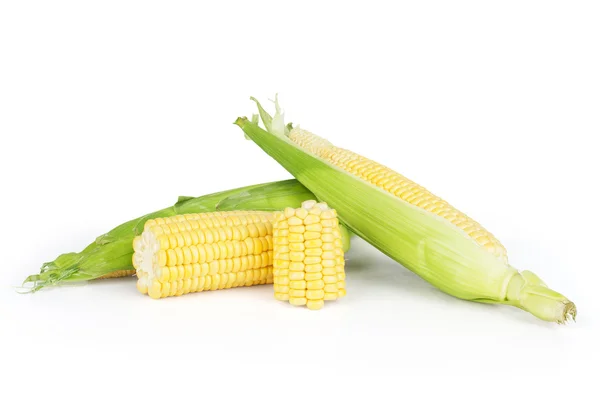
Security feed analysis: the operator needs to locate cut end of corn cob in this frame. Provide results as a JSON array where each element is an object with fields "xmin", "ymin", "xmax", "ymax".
[
  {"xmin": 133, "ymin": 211, "xmax": 275, "ymax": 299},
  {"xmin": 272, "ymin": 200, "xmax": 346, "ymax": 310}
]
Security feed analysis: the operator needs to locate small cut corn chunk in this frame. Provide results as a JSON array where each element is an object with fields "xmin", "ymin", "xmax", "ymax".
[{"xmin": 272, "ymin": 200, "xmax": 346, "ymax": 310}]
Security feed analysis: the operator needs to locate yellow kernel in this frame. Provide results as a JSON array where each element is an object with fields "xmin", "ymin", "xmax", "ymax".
[
  {"xmin": 322, "ymin": 219, "xmax": 335, "ymax": 227},
  {"xmin": 276, "ymin": 245, "xmax": 289, "ymax": 254},
  {"xmin": 305, "ymin": 272, "xmax": 323, "ymax": 281},
  {"xmin": 306, "ymin": 279, "xmax": 325, "ymax": 289},
  {"xmin": 322, "ymin": 267, "xmax": 337, "ymax": 276},
  {"xmin": 324, "ymin": 292, "xmax": 338, "ymax": 301},
  {"xmin": 275, "ymin": 268, "xmax": 289, "ymax": 276},
  {"xmin": 304, "ymin": 231, "xmax": 322, "ymax": 240},
  {"xmin": 275, "ymin": 237, "xmax": 289, "ymax": 246},
  {"xmin": 305, "ymin": 223, "xmax": 323, "ymax": 232},
  {"xmin": 306, "ymin": 300, "xmax": 324, "ymax": 310},
  {"xmin": 322, "ymin": 251, "xmax": 336, "ymax": 260},
  {"xmin": 323, "ymin": 275, "xmax": 338, "ymax": 283},
  {"xmin": 289, "ymin": 271, "xmax": 305, "ymax": 281},
  {"xmin": 247, "ymin": 223, "xmax": 259, "ymax": 238},
  {"xmin": 210, "ymin": 274, "xmax": 220, "ymax": 290},
  {"xmin": 182, "ymin": 278, "xmax": 192, "ymax": 295},
  {"xmin": 156, "ymin": 266, "xmax": 169, "ymax": 282},
  {"xmin": 324, "ymin": 283, "xmax": 339, "ymax": 293},
  {"xmin": 305, "ymin": 239, "xmax": 322, "ymax": 249},
  {"xmin": 192, "ymin": 263, "xmax": 201, "ymax": 277},
  {"xmin": 337, "ymin": 280, "xmax": 346, "ymax": 289},
  {"xmin": 232, "ymin": 257, "xmax": 241, "ymax": 272},
  {"xmin": 182, "ymin": 248, "xmax": 193, "ymax": 267},
  {"xmin": 321, "ymin": 210, "xmax": 335, "ymax": 219},
  {"xmin": 225, "ymin": 258, "xmax": 234, "ymax": 272},
  {"xmin": 253, "ymin": 237, "xmax": 263, "ymax": 254},
  {"xmin": 289, "ymin": 252, "xmax": 305, "ymax": 262},
  {"xmin": 275, "ymin": 293, "xmax": 290, "ymax": 301},
  {"xmin": 200, "ymin": 262, "xmax": 209, "ymax": 276},
  {"xmin": 305, "ymin": 248, "xmax": 323, "ymax": 257},
  {"xmin": 289, "ymin": 262, "xmax": 305, "ymax": 271},
  {"xmin": 295, "ymin": 208, "xmax": 309, "ymax": 219},
  {"xmin": 288, "ymin": 233, "xmax": 304, "ymax": 243},
  {"xmin": 322, "ymin": 243, "xmax": 335, "ymax": 251},
  {"xmin": 166, "ymin": 249, "xmax": 177, "ymax": 266},
  {"xmin": 284, "ymin": 207, "xmax": 295, "ymax": 218},
  {"xmin": 289, "ymin": 225, "xmax": 305, "ymax": 233},
  {"xmin": 148, "ymin": 280, "xmax": 162, "ymax": 299},
  {"xmin": 306, "ymin": 289, "xmax": 325, "ymax": 300},
  {"xmin": 276, "ymin": 276, "xmax": 290, "ymax": 285},
  {"xmin": 183, "ymin": 264, "xmax": 193, "ymax": 279},
  {"xmin": 289, "ymin": 297, "xmax": 308, "ymax": 306},
  {"xmin": 170, "ymin": 280, "xmax": 179, "ymax": 296},
  {"xmin": 289, "ymin": 280, "xmax": 307, "ymax": 289},
  {"xmin": 322, "ymin": 234, "xmax": 335, "ymax": 243},
  {"xmin": 290, "ymin": 289, "xmax": 306, "ymax": 298},
  {"xmin": 239, "ymin": 256, "xmax": 249, "ymax": 271},
  {"xmin": 208, "ymin": 260, "xmax": 219, "ymax": 275},
  {"xmin": 305, "ymin": 264, "xmax": 323, "ymax": 273},
  {"xmin": 303, "ymin": 214, "xmax": 320, "ymax": 225},
  {"xmin": 304, "ymin": 256, "xmax": 321, "ymax": 265},
  {"xmin": 321, "ymin": 259, "xmax": 336, "ymax": 267},
  {"xmin": 218, "ymin": 259, "xmax": 227, "ymax": 274},
  {"xmin": 168, "ymin": 235, "xmax": 178, "ymax": 249},
  {"xmin": 274, "ymin": 285, "xmax": 290, "ymax": 293},
  {"xmin": 161, "ymin": 281, "xmax": 171, "ymax": 297},
  {"xmin": 337, "ymin": 289, "xmax": 347, "ymax": 297},
  {"xmin": 289, "ymin": 242, "xmax": 305, "ymax": 251},
  {"xmin": 288, "ymin": 216, "xmax": 303, "ymax": 226}
]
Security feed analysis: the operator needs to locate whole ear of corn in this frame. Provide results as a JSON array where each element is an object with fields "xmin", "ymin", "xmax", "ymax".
[
  {"xmin": 23, "ymin": 179, "xmax": 320, "ymax": 292},
  {"xmin": 235, "ymin": 96, "xmax": 576, "ymax": 324}
]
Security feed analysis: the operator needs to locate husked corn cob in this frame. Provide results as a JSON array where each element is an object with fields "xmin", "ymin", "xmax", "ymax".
[
  {"xmin": 133, "ymin": 211, "xmax": 274, "ymax": 299},
  {"xmin": 272, "ymin": 200, "xmax": 346, "ymax": 310}
]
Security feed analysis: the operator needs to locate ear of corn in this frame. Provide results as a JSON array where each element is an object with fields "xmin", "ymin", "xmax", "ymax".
[
  {"xmin": 235, "ymin": 96, "xmax": 576, "ymax": 324},
  {"xmin": 272, "ymin": 200, "xmax": 346, "ymax": 310},
  {"xmin": 22, "ymin": 179, "xmax": 318, "ymax": 292}
]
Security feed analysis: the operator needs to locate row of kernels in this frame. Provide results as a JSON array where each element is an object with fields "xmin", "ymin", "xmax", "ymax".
[
  {"xmin": 144, "ymin": 211, "xmax": 273, "ymax": 230},
  {"xmin": 154, "ymin": 236, "xmax": 272, "ymax": 267},
  {"xmin": 145, "ymin": 267, "xmax": 274, "ymax": 299},
  {"xmin": 150, "ymin": 223, "xmax": 273, "ymax": 248},
  {"xmin": 153, "ymin": 252, "xmax": 274, "ymax": 282}
]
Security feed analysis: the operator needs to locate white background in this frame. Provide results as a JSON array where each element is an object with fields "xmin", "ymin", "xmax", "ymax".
[{"xmin": 1, "ymin": 1, "xmax": 598, "ymax": 397}]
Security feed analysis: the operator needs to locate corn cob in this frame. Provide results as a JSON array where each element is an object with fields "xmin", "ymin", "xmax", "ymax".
[
  {"xmin": 23, "ymin": 179, "xmax": 320, "ymax": 292},
  {"xmin": 235, "ymin": 96, "xmax": 576, "ymax": 324},
  {"xmin": 272, "ymin": 200, "xmax": 346, "ymax": 310},
  {"xmin": 133, "ymin": 210, "xmax": 275, "ymax": 298}
]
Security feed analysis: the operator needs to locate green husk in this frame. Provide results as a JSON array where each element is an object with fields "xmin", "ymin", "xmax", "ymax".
[
  {"xmin": 235, "ymin": 96, "xmax": 576, "ymax": 324},
  {"xmin": 23, "ymin": 179, "xmax": 323, "ymax": 292}
]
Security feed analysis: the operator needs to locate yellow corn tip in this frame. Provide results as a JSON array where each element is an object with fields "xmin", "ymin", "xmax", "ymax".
[
  {"xmin": 288, "ymin": 128, "xmax": 508, "ymax": 261},
  {"xmin": 272, "ymin": 200, "xmax": 346, "ymax": 310},
  {"xmin": 133, "ymin": 211, "xmax": 275, "ymax": 299}
]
